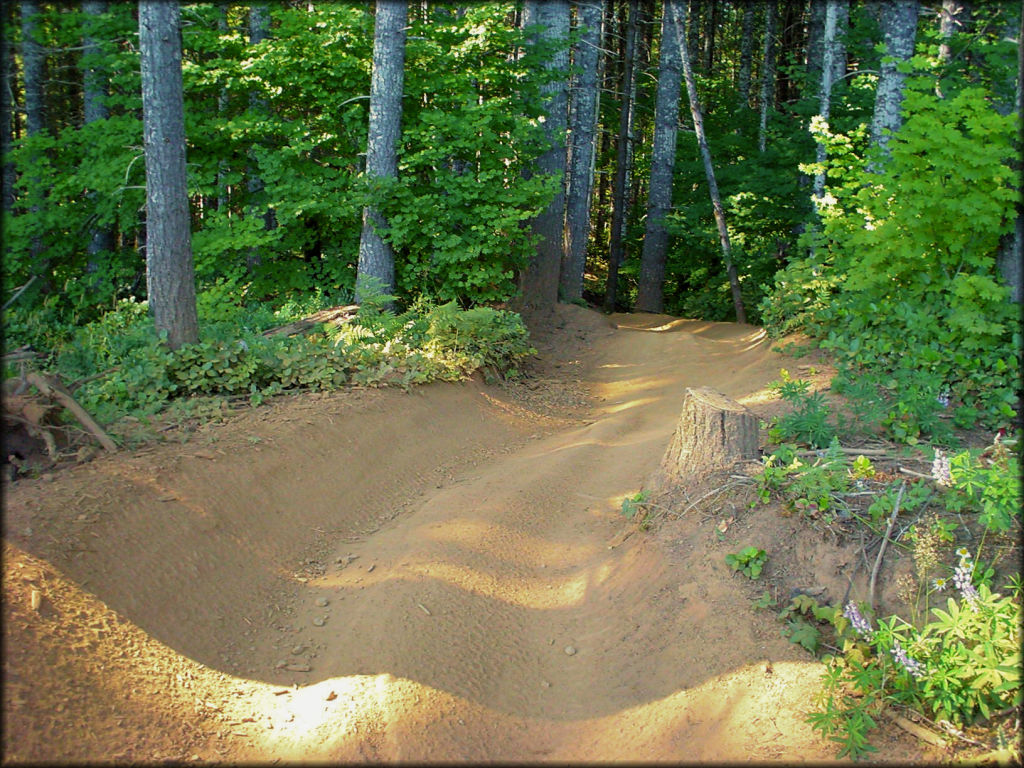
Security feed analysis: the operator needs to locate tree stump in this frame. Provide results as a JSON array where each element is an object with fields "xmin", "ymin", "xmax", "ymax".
[{"xmin": 651, "ymin": 386, "xmax": 759, "ymax": 492}]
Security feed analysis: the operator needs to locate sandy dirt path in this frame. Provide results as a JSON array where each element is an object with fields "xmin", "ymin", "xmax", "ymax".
[{"xmin": 3, "ymin": 306, "xmax": 939, "ymax": 763}]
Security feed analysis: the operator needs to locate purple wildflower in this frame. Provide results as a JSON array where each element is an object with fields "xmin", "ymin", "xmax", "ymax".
[
  {"xmin": 890, "ymin": 639, "xmax": 926, "ymax": 679},
  {"xmin": 843, "ymin": 602, "xmax": 873, "ymax": 638},
  {"xmin": 931, "ymin": 450, "xmax": 952, "ymax": 486},
  {"xmin": 953, "ymin": 560, "xmax": 980, "ymax": 611}
]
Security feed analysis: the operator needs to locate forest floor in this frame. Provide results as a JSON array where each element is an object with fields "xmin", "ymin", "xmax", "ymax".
[{"xmin": 1, "ymin": 304, "xmax": 1006, "ymax": 763}]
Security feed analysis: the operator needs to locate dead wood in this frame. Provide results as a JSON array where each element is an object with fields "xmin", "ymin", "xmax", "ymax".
[
  {"xmin": 262, "ymin": 305, "xmax": 360, "ymax": 338},
  {"xmin": 650, "ymin": 386, "xmax": 759, "ymax": 494},
  {"xmin": 25, "ymin": 372, "xmax": 118, "ymax": 453}
]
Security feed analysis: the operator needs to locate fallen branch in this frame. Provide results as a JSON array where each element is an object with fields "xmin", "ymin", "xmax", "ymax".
[
  {"xmin": 869, "ymin": 480, "xmax": 905, "ymax": 614},
  {"xmin": 262, "ymin": 305, "xmax": 359, "ymax": 338},
  {"xmin": 25, "ymin": 372, "xmax": 118, "ymax": 453},
  {"xmin": 881, "ymin": 709, "xmax": 947, "ymax": 749}
]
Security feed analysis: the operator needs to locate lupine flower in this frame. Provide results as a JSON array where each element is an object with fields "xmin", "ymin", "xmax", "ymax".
[
  {"xmin": 843, "ymin": 601, "xmax": 873, "ymax": 638},
  {"xmin": 932, "ymin": 577, "xmax": 948, "ymax": 592},
  {"xmin": 936, "ymin": 390, "xmax": 951, "ymax": 408},
  {"xmin": 953, "ymin": 560, "xmax": 979, "ymax": 611},
  {"xmin": 890, "ymin": 639, "xmax": 926, "ymax": 679},
  {"xmin": 931, "ymin": 450, "xmax": 952, "ymax": 486}
]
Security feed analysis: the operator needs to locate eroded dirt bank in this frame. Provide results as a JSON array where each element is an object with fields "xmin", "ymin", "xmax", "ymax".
[{"xmin": 2, "ymin": 305, "xmax": 939, "ymax": 762}]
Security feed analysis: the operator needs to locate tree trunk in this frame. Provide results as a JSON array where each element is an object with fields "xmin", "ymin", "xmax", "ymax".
[
  {"xmin": 356, "ymin": 0, "xmax": 408, "ymax": 304},
  {"xmin": 701, "ymin": 0, "xmax": 717, "ymax": 73},
  {"xmin": 20, "ymin": 1, "xmax": 44, "ymax": 138},
  {"xmin": 757, "ymin": 0, "xmax": 777, "ymax": 152},
  {"xmin": 651, "ymin": 386, "xmax": 759, "ymax": 491},
  {"xmin": 83, "ymin": 0, "xmax": 114, "ymax": 265},
  {"xmin": 831, "ymin": 0, "xmax": 849, "ymax": 84},
  {"xmin": 868, "ymin": 0, "xmax": 919, "ymax": 169},
  {"xmin": 2, "ymin": 5, "xmax": 16, "ymax": 211},
  {"xmin": 737, "ymin": 3, "xmax": 755, "ymax": 108},
  {"xmin": 812, "ymin": 0, "xmax": 838, "ymax": 202},
  {"xmin": 677, "ymin": 2, "xmax": 746, "ymax": 324},
  {"xmin": 139, "ymin": 0, "xmax": 199, "ymax": 350},
  {"xmin": 561, "ymin": 0, "xmax": 604, "ymax": 302},
  {"xmin": 603, "ymin": 0, "xmax": 638, "ymax": 312},
  {"xmin": 635, "ymin": 0, "xmax": 683, "ymax": 314},
  {"xmin": 685, "ymin": 0, "xmax": 699, "ymax": 71},
  {"xmin": 938, "ymin": 0, "xmax": 970, "ymax": 63},
  {"xmin": 519, "ymin": 0, "xmax": 570, "ymax": 311},
  {"xmin": 247, "ymin": 3, "xmax": 273, "ymax": 272},
  {"xmin": 806, "ymin": 0, "xmax": 826, "ymax": 91}
]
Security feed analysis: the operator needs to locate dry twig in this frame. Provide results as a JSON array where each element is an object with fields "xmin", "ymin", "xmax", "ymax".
[{"xmin": 869, "ymin": 480, "xmax": 905, "ymax": 614}]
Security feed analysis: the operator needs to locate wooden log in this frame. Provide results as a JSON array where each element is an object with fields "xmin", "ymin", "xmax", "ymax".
[
  {"xmin": 262, "ymin": 305, "xmax": 360, "ymax": 338},
  {"xmin": 652, "ymin": 386, "xmax": 759, "ymax": 491},
  {"xmin": 25, "ymin": 372, "xmax": 118, "ymax": 453}
]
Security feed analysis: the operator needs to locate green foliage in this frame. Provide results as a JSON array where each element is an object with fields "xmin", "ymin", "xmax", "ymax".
[
  {"xmin": 762, "ymin": 78, "xmax": 1021, "ymax": 438},
  {"xmin": 938, "ymin": 441, "xmax": 1022, "ymax": 536},
  {"xmin": 725, "ymin": 545, "xmax": 767, "ymax": 580},
  {"xmin": 811, "ymin": 571, "xmax": 1021, "ymax": 759},
  {"xmin": 766, "ymin": 370, "xmax": 836, "ymax": 448},
  {"xmin": 621, "ymin": 490, "xmax": 649, "ymax": 520}
]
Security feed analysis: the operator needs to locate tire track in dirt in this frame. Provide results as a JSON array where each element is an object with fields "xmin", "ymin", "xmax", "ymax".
[{"xmin": 245, "ymin": 308, "xmax": 834, "ymax": 760}]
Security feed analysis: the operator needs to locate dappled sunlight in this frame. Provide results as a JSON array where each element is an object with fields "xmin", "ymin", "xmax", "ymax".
[{"xmin": 421, "ymin": 518, "xmax": 600, "ymax": 567}]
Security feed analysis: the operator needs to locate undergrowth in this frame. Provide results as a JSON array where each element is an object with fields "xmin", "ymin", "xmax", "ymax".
[
  {"xmin": 4, "ymin": 287, "xmax": 535, "ymax": 442},
  {"xmin": 753, "ymin": 375, "xmax": 1021, "ymax": 760}
]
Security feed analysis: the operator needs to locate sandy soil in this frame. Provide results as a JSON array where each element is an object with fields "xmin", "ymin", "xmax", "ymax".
[{"xmin": 2, "ymin": 304, "xmax": 964, "ymax": 762}]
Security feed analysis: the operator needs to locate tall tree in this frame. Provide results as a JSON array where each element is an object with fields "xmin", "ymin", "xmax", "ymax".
[
  {"xmin": 247, "ymin": 3, "xmax": 273, "ymax": 271},
  {"xmin": 938, "ymin": 0, "xmax": 970, "ymax": 63},
  {"xmin": 83, "ymin": 0, "xmax": 114, "ymax": 263},
  {"xmin": 561, "ymin": 0, "xmax": 604, "ymax": 301},
  {"xmin": 812, "ymin": 0, "xmax": 839, "ymax": 203},
  {"xmin": 677, "ymin": 0, "xmax": 746, "ymax": 323},
  {"xmin": 869, "ymin": 0, "xmax": 919, "ymax": 167},
  {"xmin": 20, "ymin": 1, "xmax": 44, "ymax": 138},
  {"xmin": 757, "ymin": 0, "xmax": 778, "ymax": 152},
  {"xmin": 635, "ymin": 0, "xmax": 682, "ymax": 313},
  {"xmin": 603, "ymin": 0, "xmax": 638, "ymax": 312},
  {"xmin": 355, "ymin": 0, "xmax": 408, "ymax": 304},
  {"xmin": 139, "ymin": 0, "xmax": 199, "ymax": 349},
  {"xmin": 2, "ymin": 4, "xmax": 16, "ymax": 212},
  {"xmin": 519, "ymin": 0, "xmax": 570, "ymax": 310},
  {"xmin": 737, "ymin": 3, "xmax": 756, "ymax": 108}
]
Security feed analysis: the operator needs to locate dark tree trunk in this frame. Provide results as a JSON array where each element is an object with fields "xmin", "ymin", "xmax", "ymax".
[
  {"xmin": 737, "ymin": 3, "xmax": 755, "ymax": 108},
  {"xmin": 806, "ymin": 0, "xmax": 826, "ymax": 90},
  {"xmin": 757, "ymin": 0, "xmax": 777, "ymax": 152},
  {"xmin": 83, "ymin": 0, "xmax": 114, "ymax": 264},
  {"xmin": 701, "ymin": 0, "xmax": 718, "ymax": 73},
  {"xmin": 603, "ymin": 0, "xmax": 638, "ymax": 312},
  {"xmin": 247, "ymin": 3, "xmax": 274, "ymax": 271},
  {"xmin": 685, "ymin": 0, "xmax": 699, "ymax": 70},
  {"xmin": 677, "ymin": 1, "xmax": 746, "ymax": 323},
  {"xmin": 356, "ymin": 0, "xmax": 408, "ymax": 304},
  {"xmin": 636, "ymin": 0, "xmax": 683, "ymax": 314},
  {"xmin": 519, "ymin": 0, "xmax": 570, "ymax": 310},
  {"xmin": 868, "ymin": 0, "xmax": 919, "ymax": 169},
  {"xmin": 562, "ymin": 0, "xmax": 604, "ymax": 301},
  {"xmin": 139, "ymin": 0, "xmax": 199, "ymax": 350},
  {"xmin": 2, "ymin": 5, "xmax": 17, "ymax": 211}
]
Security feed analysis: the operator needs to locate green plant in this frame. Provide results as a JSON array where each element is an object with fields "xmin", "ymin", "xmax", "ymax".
[
  {"xmin": 808, "ymin": 558, "xmax": 1021, "ymax": 760},
  {"xmin": 621, "ymin": 490, "xmax": 649, "ymax": 520},
  {"xmin": 766, "ymin": 370, "xmax": 836, "ymax": 448},
  {"xmin": 725, "ymin": 546, "xmax": 767, "ymax": 580}
]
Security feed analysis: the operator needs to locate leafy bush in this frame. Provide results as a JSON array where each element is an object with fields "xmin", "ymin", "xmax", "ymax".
[{"xmin": 761, "ymin": 80, "xmax": 1021, "ymax": 439}]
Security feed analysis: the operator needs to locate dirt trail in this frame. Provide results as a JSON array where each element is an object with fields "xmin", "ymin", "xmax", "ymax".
[{"xmin": 2, "ymin": 305, "xmax": 937, "ymax": 763}]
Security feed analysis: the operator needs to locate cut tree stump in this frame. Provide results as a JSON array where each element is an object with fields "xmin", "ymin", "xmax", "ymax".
[{"xmin": 651, "ymin": 386, "xmax": 759, "ymax": 492}]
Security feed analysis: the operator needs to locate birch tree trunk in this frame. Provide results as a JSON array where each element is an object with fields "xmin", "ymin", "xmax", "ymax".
[
  {"xmin": 636, "ymin": 0, "xmax": 683, "ymax": 314},
  {"xmin": 938, "ymin": 0, "xmax": 970, "ymax": 63},
  {"xmin": 812, "ymin": 0, "xmax": 838, "ymax": 202},
  {"xmin": 676, "ymin": 1, "xmax": 746, "ymax": 324},
  {"xmin": 603, "ymin": 0, "xmax": 638, "ymax": 312},
  {"xmin": 519, "ymin": 0, "xmax": 570, "ymax": 310},
  {"xmin": 757, "ymin": 0, "xmax": 777, "ymax": 153},
  {"xmin": 20, "ymin": 1, "xmax": 45, "ymax": 275},
  {"xmin": 561, "ymin": 0, "xmax": 604, "ymax": 302},
  {"xmin": 356, "ymin": 0, "xmax": 407, "ymax": 304},
  {"xmin": 868, "ymin": 0, "xmax": 919, "ymax": 169},
  {"xmin": 139, "ymin": 0, "xmax": 199, "ymax": 350}
]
